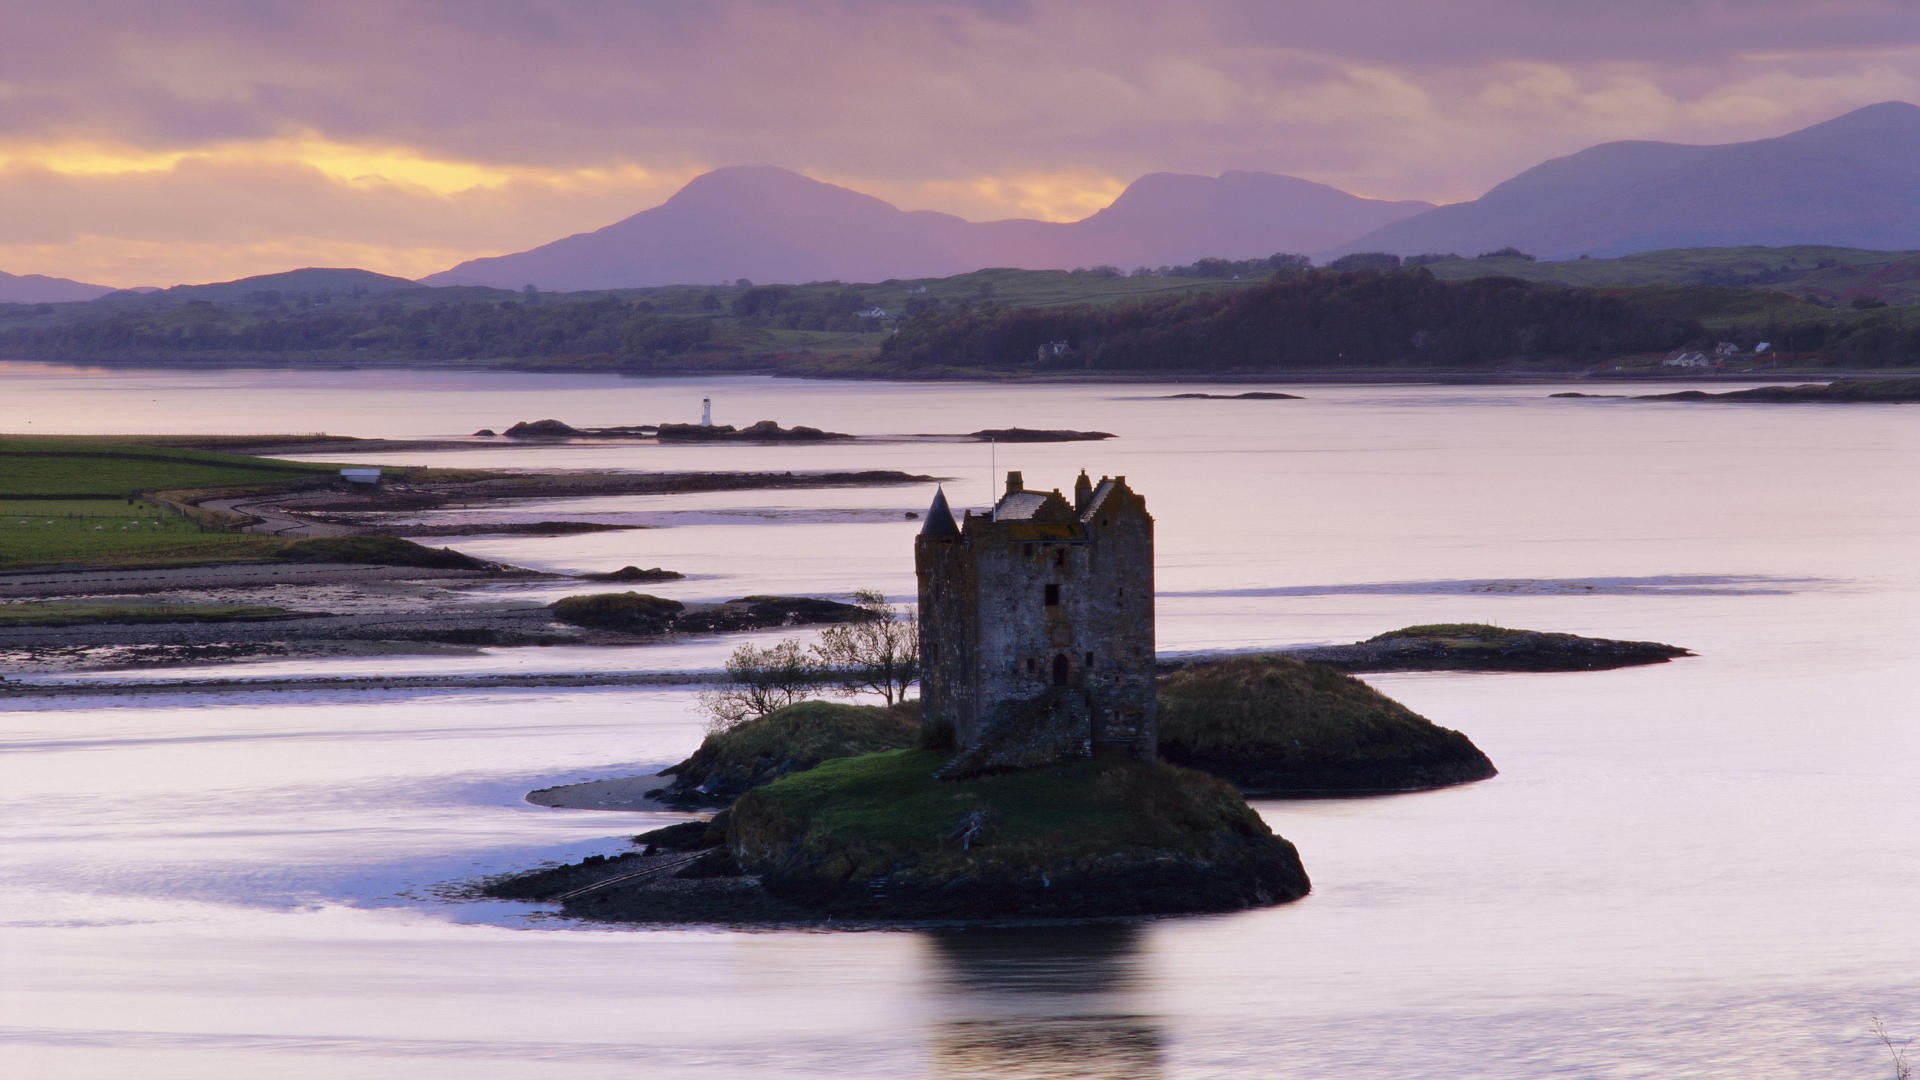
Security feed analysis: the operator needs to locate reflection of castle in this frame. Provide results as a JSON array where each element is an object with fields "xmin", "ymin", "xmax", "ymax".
[
  {"xmin": 915, "ymin": 471, "xmax": 1156, "ymax": 775},
  {"xmin": 924, "ymin": 925, "xmax": 1163, "ymax": 1080}
]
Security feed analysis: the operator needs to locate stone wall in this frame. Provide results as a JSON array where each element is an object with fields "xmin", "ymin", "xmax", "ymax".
[{"xmin": 915, "ymin": 471, "xmax": 1156, "ymax": 771}]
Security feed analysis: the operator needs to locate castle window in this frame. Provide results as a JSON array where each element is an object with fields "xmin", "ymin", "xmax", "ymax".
[
  {"xmin": 1023, "ymin": 544, "xmax": 1034, "ymax": 557},
  {"xmin": 1052, "ymin": 653, "xmax": 1069, "ymax": 685},
  {"xmin": 1044, "ymin": 583, "xmax": 1060, "ymax": 606},
  {"xmin": 1085, "ymin": 651, "xmax": 1094, "ymax": 668},
  {"xmin": 1053, "ymin": 548, "xmax": 1065, "ymax": 567},
  {"xmin": 1025, "ymin": 657, "xmax": 1037, "ymax": 675}
]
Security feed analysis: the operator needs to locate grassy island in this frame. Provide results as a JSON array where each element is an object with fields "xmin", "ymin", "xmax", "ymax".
[
  {"xmin": 726, "ymin": 750, "xmax": 1308, "ymax": 919},
  {"xmin": 503, "ymin": 747, "xmax": 1310, "ymax": 923},
  {"xmin": 1157, "ymin": 655, "xmax": 1497, "ymax": 795},
  {"xmin": 650, "ymin": 700, "xmax": 920, "ymax": 808}
]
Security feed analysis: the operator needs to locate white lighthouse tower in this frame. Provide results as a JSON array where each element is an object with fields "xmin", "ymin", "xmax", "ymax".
[{"xmin": 700, "ymin": 397, "xmax": 713, "ymax": 427}]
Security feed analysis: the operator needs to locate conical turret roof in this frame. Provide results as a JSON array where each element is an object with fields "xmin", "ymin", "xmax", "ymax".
[{"xmin": 919, "ymin": 486, "xmax": 960, "ymax": 539}]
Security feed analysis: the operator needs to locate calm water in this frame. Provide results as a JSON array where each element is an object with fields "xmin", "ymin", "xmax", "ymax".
[{"xmin": 2, "ymin": 363, "xmax": 1917, "ymax": 1078}]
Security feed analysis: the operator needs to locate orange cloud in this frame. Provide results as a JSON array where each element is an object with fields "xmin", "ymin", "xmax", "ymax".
[{"xmin": 895, "ymin": 172, "xmax": 1129, "ymax": 223}]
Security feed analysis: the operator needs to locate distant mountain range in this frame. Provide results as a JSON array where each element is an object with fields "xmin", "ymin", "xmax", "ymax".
[
  {"xmin": 422, "ymin": 101, "xmax": 1920, "ymax": 290},
  {"xmin": 6, "ymin": 101, "xmax": 1918, "ymax": 298},
  {"xmin": 421, "ymin": 167, "xmax": 1432, "ymax": 290},
  {"xmin": 0, "ymin": 270, "xmax": 116, "ymax": 304},
  {"xmin": 1336, "ymin": 101, "xmax": 1920, "ymax": 260}
]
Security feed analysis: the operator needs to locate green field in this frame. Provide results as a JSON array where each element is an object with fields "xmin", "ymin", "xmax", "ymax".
[
  {"xmin": 0, "ymin": 437, "xmax": 332, "ymax": 569},
  {"xmin": 1423, "ymin": 245, "xmax": 1920, "ymax": 304},
  {"xmin": 0, "ymin": 437, "xmax": 329, "ymax": 498},
  {"xmin": 0, "ymin": 497, "xmax": 281, "ymax": 568}
]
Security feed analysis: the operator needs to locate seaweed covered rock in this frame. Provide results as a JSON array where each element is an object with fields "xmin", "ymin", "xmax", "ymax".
[
  {"xmin": 1293, "ymin": 623, "xmax": 1689, "ymax": 672},
  {"xmin": 675, "ymin": 595, "xmax": 865, "ymax": 632},
  {"xmin": 275, "ymin": 535, "xmax": 491, "ymax": 570},
  {"xmin": 548, "ymin": 591, "xmax": 685, "ymax": 633},
  {"xmin": 1157, "ymin": 655, "xmax": 1496, "ymax": 795},
  {"xmin": 655, "ymin": 421, "xmax": 851, "ymax": 441},
  {"xmin": 583, "ymin": 565, "xmax": 685, "ymax": 583},
  {"xmin": 651, "ymin": 700, "xmax": 919, "ymax": 809},
  {"xmin": 964, "ymin": 427, "xmax": 1115, "ymax": 442},
  {"xmin": 502, "ymin": 418, "xmax": 581, "ymax": 438},
  {"xmin": 726, "ymin": 749, "xmax": 1309, "ymax": 919},
  {"xmin": 546, "ymin": 593, "xmax": 862, "ymax": 635}
]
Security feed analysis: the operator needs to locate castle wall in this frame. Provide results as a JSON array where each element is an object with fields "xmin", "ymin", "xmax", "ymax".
[{"xmin": 916, "ymin": 472, "xmax": 1156, "ymax": 769}]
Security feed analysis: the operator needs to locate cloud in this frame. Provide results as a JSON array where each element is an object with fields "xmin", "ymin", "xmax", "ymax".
[
  {"xmin": 0, "ymin": 152, "xmax": 696, "ymax": 286},
  {"xmin": 1, "ymin": 1, "xmax": 1917, "ymax": 284}
]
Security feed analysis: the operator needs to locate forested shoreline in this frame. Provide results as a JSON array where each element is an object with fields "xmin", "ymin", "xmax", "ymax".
[{"xmin": 3, "ymin": 261, "xmax": 1917, "ymax": 374}]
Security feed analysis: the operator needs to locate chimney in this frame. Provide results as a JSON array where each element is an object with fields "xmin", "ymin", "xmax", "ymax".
[
  {"xmin": 1073, "ymin": 470, "xmax": 1093, "ymax": 513},
  {"xmin": 1005, "ymin": 471, "xmax": 1024, "ymax": 496}
]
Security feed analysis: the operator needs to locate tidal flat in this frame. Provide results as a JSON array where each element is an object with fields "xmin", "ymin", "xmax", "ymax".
[{"xmin": 2, "ymin": 366, "xmax": 1916, "ymax": 1079}]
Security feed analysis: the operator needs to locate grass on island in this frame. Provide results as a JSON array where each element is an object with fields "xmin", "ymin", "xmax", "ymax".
[
  {"xmin": 658, "ymin": 700, "xmax": 920, "ymax": 802},
  {"xmin": 1363, "ymin": 623, "xmax": 1533, "ymax": 648},
  {"xmin": 731, "ymin": 748, "xmax": 1274, "ymax": 882},
  {"xmin": 1158, "ymin": 655, "xmax": 1462, "ymax": 762},
  {"xmin": 0, "ymin": 601, "xmax": 290, "ymax": 626},
  {"xmin": 1155, "ymin": 654, "xmax": 1495, "ymax": 793}
]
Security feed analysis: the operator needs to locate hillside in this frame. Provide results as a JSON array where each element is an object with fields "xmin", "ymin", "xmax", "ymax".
[
  {"xmin": 0, "ymin": 263, "xmax": 1264, "ymax": 371},
  {"xmin": 0, "ymin": 270, "xmax": 117, "ymax": 304},
  {"xmin": 1339, "ymin": 102, "xmax": 1920, "ymax": 260},
  {"xmin": 7, "ymin": 254, "xmax": 1916, "ymax": 375}
]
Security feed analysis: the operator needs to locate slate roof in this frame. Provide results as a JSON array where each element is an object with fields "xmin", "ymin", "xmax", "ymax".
[
  {"xmin": 992, "ymin": 491, "xmax": 1051, "ymax": 521},
  {"xmin": 920, "ymin": 487, "xmax": 960, "ymax": 538}
]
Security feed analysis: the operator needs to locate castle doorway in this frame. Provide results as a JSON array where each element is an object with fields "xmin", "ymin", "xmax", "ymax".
[{"xmin": 1052, "ymin": 653, "xmax": 1069, "ymax": 685}]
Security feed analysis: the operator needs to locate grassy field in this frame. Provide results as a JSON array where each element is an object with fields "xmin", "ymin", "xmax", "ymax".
[
  {"xmin": 0, "ymin": 497, "xmax": 282, "ymax": 568},
  {"xmin": 0, "ymin": 436, "xmax": 330, "ymax": 498},
  {"xmin": 1423, "ymin": 245, "xmax": 1920, "ymax": 304},
  {"xmin": 0, "ymin": 437, "xmax": 335, "ymax": 569}
]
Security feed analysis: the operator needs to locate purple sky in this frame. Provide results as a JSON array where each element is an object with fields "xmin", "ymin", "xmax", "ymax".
[{"xmin": 4, "ymin": 0, "xmax": 1917, "ymax": 286}]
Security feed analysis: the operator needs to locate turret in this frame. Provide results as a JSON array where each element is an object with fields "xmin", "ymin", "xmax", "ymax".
[{"xmin": 919, "ymin": 486, "xmax": 960, "ymax": 540}]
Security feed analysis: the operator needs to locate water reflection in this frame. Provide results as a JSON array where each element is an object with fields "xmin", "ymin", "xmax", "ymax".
[{"xmin": 923, "ymin": 924, "xmax": 1163, "ymax": 1080}]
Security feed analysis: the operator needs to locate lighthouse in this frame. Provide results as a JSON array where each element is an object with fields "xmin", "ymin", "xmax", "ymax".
[{"xmin": 700, "ymin": 397, "xmax": 713, "ymax": 427}]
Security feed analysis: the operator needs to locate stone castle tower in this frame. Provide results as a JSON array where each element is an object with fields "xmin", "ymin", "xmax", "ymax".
[{"xmin": 915, "ymin": 470, "xmax": 1155, "ymax": 776}]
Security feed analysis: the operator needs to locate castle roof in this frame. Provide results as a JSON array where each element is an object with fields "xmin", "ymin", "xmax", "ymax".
[
  {"xmin": 1079, "ymin": 478, "xmax": 1122, "ymax": 521},
  {"xmin": 992, "ymin": 491, "xmax": 1052, "ymax": 521},
  {"xmin": 920, "ymin": 486, "xmax": 960, "ymax": 539}
]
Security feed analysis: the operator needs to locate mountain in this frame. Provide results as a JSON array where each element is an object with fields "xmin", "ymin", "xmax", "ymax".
[
  {"xmin": 148, "ymin": 267, "xmax": 421, "ymax": 303},
  {"xmin": 80, "ymin": 267, "xmax": 422, "ymax": 309},
  {"xmin": 1337, "ymin": 101, "xmax": 1920, "ymax": 260},
  {"xmin": 422, "ymin": 166, "xmax": 1431, "ymax": 290},
  {"xmin": 0, "ymin": 270, "xmax": 116, "ymax": 304}
]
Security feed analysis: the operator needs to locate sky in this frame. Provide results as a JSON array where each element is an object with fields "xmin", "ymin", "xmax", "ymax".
[{"xmin": 3, "ymin": 0, "xmax": 1918, "ymax": 288}]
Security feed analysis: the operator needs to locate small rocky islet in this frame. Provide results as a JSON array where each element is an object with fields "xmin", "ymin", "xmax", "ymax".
[
  {"xmin": 491, "ymin": 468, "xmax": 1685, "ymax": 927},
  {"xmin": 486, "ymin": 654, "xmax": 1483, "ymax": 923},
  {"xmin": 1551, "ymin": 376, "xmax": 1920, "ymax": 403},
  {"xmin": 492, "ymin": 623, "xmax": 1686, "ymax": 924}
]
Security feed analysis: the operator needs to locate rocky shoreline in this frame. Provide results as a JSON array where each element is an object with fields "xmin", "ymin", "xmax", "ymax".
[{"xmin": 488, "ymin": 751, "xmax": 1311, "ymax": 925}]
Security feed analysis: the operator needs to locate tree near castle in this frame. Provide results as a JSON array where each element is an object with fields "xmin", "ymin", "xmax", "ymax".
[
  {"xmin": 812, "ymin": 588, "xmax": 918, "ymax": 706},
  {"xmin": 698, "ymin": 588, "xmax": 918, "ymax": 729}
]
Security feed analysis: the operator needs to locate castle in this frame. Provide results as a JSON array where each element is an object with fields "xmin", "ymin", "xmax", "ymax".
[{"xmin": 915, "ymin": 470, "xmax": 1155, "ymax": 776}]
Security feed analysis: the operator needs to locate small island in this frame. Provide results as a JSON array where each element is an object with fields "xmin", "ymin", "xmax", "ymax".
[
  {"xmin": 1552, "ymin": 376, "xmax": 1920, "ymax": 404},
  {"xmin": 486, "ymin": 478, "xmax": 1689, "ymax": 925},
  {"xmin": 1281, "ymin": 623, "xmax": 1690, "ymax": 673},
  {"xmin": 1161, "ymin": 391, "xmax": 1303, "ymax": 400}
]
